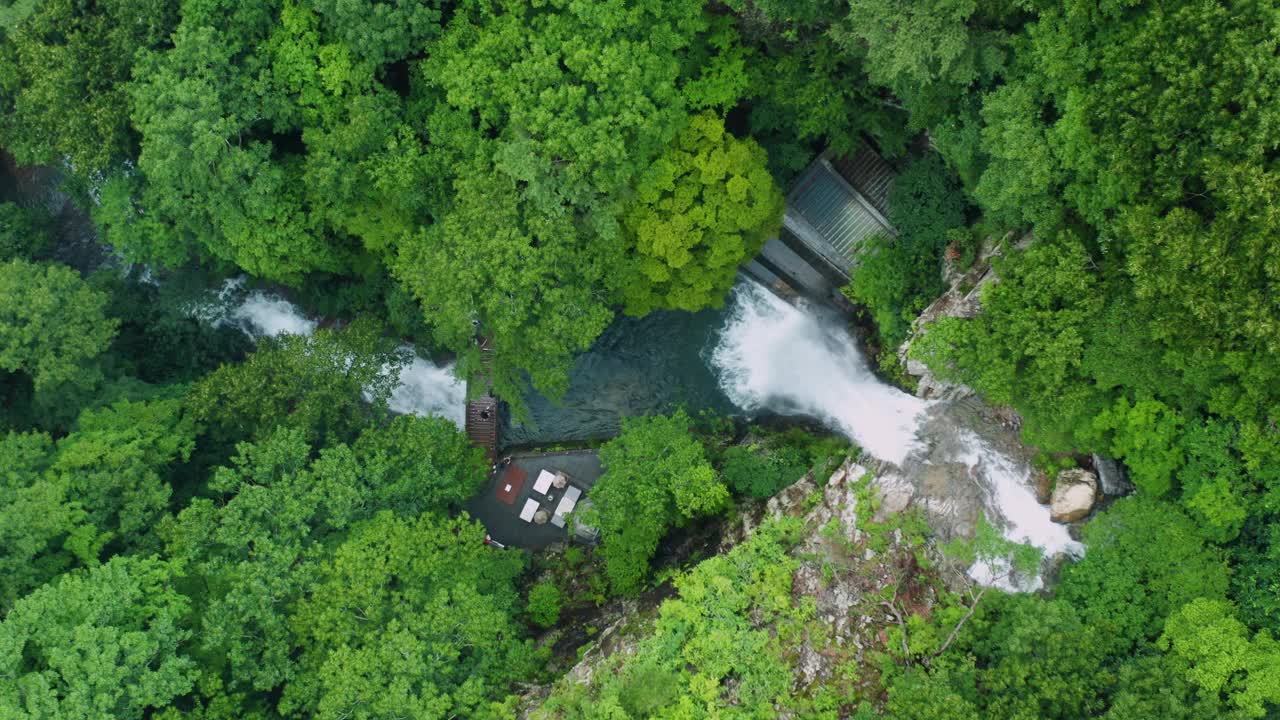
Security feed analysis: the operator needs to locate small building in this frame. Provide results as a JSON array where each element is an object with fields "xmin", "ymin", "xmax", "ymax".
[{"xmin": 744, "ymin": 142, "xmax": 899, "ymax": 301}]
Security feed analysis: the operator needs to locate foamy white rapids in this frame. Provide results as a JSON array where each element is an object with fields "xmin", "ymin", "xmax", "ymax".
[
  {"xmin": 953, "ymin": 429, "xmax": 1082, "ymax": 559},
  {"xmin": 710, "ymin": 281, "xmax": 926, "ymax": 465},
  {"xmin": 199, "ymin": 278, "xmax": 464, "ymax": 428},
  {"xmin": 710, "ymin": 280, "xmax": 1082, "ymax": 588},
  {"xmin": 388, "ymin": 352, "xmax": 466, "ymax": 426}
]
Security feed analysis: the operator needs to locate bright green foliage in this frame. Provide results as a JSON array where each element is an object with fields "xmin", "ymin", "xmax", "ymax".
[
  {"xmin": 281, "ymin": 511, "xmax": 533, "ymax": 719},
  {"xmin": 1160, "ymin": 598, "xmax": 1280, "ymax": 718},
  {"xmin": 845, "ymin": 154, "xmax": 967, "ymax": 348},
  {"xmin": 0, "ymin": 259, "xmax": 117, "ymax": 394},
  {"xmin": 0, "ymin": 0, "xmax": 179, "ymax": 175},
  {"xmin": 588, "ymin": 410, "xmax": 728, "ymax": 596},
  {"xmin": 0, "ymin": 555, "xmax": 198, "ymax": 719},
  {"xmin": 50, "ymin": 397, "xmax": 196, "ymax": 555},
  {"xmin": 619, "ymin": 112, "xmax": 783, "ymax": 316},
  {"xmin": 0, "ymin": 201, "xmax": 52, "ymax": 261},
  {"xmin": 537, "ymin": 519, "xmax": 802, "ymax": 718},
  {"xmin": 525, "ymin": 581, "xmax": 562, "ymax": 629},
  {"xmin": 1176, "ymin": 419, "xmax": 1251, "ymax": 543},
  {"xmin": 1057, "ymin": 497, "xmax": 1229, "ymax": 657},
  {"xmin": 185, "ymin": 319, "xmax": 405, "ymax": 449},
  {"xmin": 0, "ymin": 431, "xmax": 89, "ymax": 611},
  {"xmin": 1089, "ymin": 398, "xmax": 1185, "ymax": 497}
]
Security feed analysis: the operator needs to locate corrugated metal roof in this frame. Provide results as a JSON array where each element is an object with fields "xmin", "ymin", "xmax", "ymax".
[
  {"xmin": 830, "ymin": 144, "xmax": 895, "ymax": 217},
  {"xmin": 785, "ymin": 158, "xmax": 893, "ymax": 271}
]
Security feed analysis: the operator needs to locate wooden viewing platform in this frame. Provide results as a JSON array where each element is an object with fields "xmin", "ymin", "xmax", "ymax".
[{"xmin": 464, "ymin": 337, "xmax": 499, "ymax": 463}]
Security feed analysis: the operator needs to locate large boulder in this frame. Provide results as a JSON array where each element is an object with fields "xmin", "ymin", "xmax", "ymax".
[
  {"xmin": 1050, "ymin": 468, "xmax": 1098, "ymax": 523},
  {"xmin": 1091, "ymin": 454, "xmax": 1134, "ymax": 497}
]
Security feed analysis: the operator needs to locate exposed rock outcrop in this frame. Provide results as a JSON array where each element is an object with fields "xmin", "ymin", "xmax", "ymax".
[
  {"xmin": 901, "ymin": 238, "xmax": 1008, "ymax": 399},
  {"xmin": 897, "ymin": 233, "xmax": 1025, "ymax": 401},
  {"xmin": 1049, "ymin": 468, "xmax": 1098, "ymax": 523},
  {"xmin": 1092, "ymin": 454, "xmax": 1134, "ymax": 497}
]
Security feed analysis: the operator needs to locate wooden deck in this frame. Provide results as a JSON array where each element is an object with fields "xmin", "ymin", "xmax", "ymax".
[{"xmin": 464, "ymin": 337, "xmax": 499, "ymax": 462}]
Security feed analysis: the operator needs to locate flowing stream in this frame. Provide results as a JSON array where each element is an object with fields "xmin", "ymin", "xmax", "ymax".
[
  {"xmin": 208, "ymin": 280, "xmax": 467, "ymax": 427},
  {"xmin": 207, "ymin": 277, "xmax": 1079, "ymax": 583},
  {"xmin": 708, "ymin": 282, "xmax": 1082, "ymax": 586}
]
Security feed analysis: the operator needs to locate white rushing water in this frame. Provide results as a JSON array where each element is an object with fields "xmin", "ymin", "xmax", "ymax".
[
  {"xmin": 203, "ymin": 279, "xmax": 465, "ymax": 427},
  {"xmin": 711, "ymin": 281, "xmax": 926, "ymax": 465},
  {"xmin": 710, "ymin": 281, "xmax": 1081, "ymax": 584}
]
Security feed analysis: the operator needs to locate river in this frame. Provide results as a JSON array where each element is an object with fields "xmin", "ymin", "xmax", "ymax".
[{"xmin": 217, "ymin": 278, "xmax": 1078, "ymax": 587}]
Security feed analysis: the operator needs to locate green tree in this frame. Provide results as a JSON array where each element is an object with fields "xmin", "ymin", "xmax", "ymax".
[
  {"xmin": 50, "ymin": 397, "xmax": 196, "ymax": 555},
  {"xmin": 1089, "ymin": 398, "xmax": 1186, "ymax": 497},
  {"xmin": 719, "ymin": 443, "xmax": 809, "ymax": 499},
  {"xmin": 909, "ymin": 234, "xmax": 1106, "ymax": 450},
  {"xmin": 281, "ymin": 511, "xmax": 533, "ymax": 719},
  {"xmin": 162, "ymin": 419, "xmax": 491, "ymax": 702},
  {"xmin": 1160, "ymin": 598, "xmax": 1280, "ymax": 718},
  {"xmin": 0, "ymin": 259, "xmax": 117, "ymax": 394},
  {"xmin": 393, "ymin": 159, "xmax": 618, "ymax": 407},
  {"xmin": 396, "ymin": 0, "xmax": 753, "ymax": 405},
  {"xmin": 536, "ymin": 519, "xmax": 802, "ymax": 718},
  {"xmin": 185, "ymin": 319, "xmax": 405, "ymax": 449},
  {"xmin": 1101, "ymin": 654, "xmax": 1231, "ymax": 720},
  {"xmin": 1057, "ymin": 497, "xmax": 1230, "ymax": 657},
  {"xmin": 351, "ymin": 414, "xmax": 489, "ymax": 513},
  {"xmin": 619, "ymin": 112, "xmax": 783, "ymax": 316},
  {"xmin": 0, "ymin": 201, "xmax": 52, "ymax": 261},
  {"xmin": 587, "ymin": 411, "xmax": 728, "ymax": 596},
  {"xmin": 526, "ymin": 581, "xmax": 563, "ymax": 629},
  {"xmin": 0, "ymin": 0, "xmax": 179, "ymax": 175},
  {"xmin": 845, "ymin": 153, "xmax": 967, "ymax": 349},
  {"xmin": 0, "ymin": 431, "xmax": 92, "ymax": 611},
  {"xmin": 0, "ymin": 555, "xmax": 198, "ymax": 719},
  {"xmin": 837, "ymin": 0, "xmax": 1011, "ymax": 129},
  {"xmin": 308, "ymin": 0, "xmax": 443, "ymax": 65}
]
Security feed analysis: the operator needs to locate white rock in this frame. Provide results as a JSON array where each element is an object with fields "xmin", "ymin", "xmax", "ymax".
[{"xmin": 1049, "ymin": 469, "xmax": 1098, "ymax": 523}]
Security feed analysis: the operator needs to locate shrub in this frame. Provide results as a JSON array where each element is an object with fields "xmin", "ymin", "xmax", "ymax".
[{"xmin": 526, "ymin": 581, "xmax": 563, "ymax": 628}]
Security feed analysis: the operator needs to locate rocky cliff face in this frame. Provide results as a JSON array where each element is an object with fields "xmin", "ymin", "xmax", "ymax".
[
  {"xmin": 895, "ymin": 234, "xmax": 1011, "ymax": 400},
  {"xmin": 523, "ymin": 458, "xmax": 962, "ymax": 716}
]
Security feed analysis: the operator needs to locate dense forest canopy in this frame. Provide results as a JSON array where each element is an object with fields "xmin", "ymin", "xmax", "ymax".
[{"xmin": 1, "ymin": 0, "xmax": 1279, "ymax": 717}]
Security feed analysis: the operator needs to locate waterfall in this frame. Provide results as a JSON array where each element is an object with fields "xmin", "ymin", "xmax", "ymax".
[
  {"xmin": 710, "ymin": 281, "xmax": 926, "ymax": 465},
  {"xmin": 710, "ymin": 281, "xmax": 1081, "ymax": 586},
  {"xmin": 203, "ymin": 279, "xmax": 465, "ymax": 428}
]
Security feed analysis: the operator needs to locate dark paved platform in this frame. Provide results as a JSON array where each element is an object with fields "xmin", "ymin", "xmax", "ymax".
[{"xmin": 465, "ymin": 450, "xmax": 603, "ymax": 549}]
